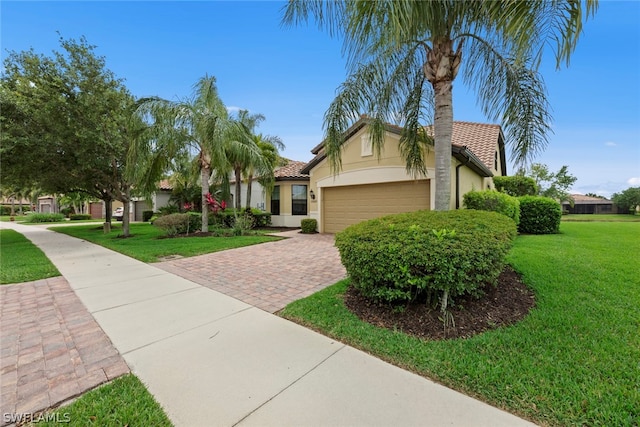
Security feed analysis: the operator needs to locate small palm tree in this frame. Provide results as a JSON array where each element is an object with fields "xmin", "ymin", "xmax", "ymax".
[{"xmin": 283, "ymin": 0, "xmax": 597, "ymax": 211}]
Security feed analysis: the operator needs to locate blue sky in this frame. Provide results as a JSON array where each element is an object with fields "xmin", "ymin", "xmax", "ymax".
[{"xmin": 2, "ymin": 1, "xmax": 639, "ymax": 197}]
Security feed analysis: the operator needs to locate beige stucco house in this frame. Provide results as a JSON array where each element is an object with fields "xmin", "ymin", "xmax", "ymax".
[
  {"xmin": 298, "ymin": 118, "xmax": 507, "ymax": 233},
  {"xmin": 268, "ymin": 161, "xmax": 311, "ymax": 228}
]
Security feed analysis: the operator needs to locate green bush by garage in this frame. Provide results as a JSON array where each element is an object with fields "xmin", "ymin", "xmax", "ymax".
[
  {"xmin": 518, "ymin": 196, "xmax": 562, "ymax": 234},
  {"xmin": 463, "ymin": 190, "xmax": 520, "ymax": 225},
  {"xmin": 335, "ymin": 210, "xmax": 517, "ymax": 309}
]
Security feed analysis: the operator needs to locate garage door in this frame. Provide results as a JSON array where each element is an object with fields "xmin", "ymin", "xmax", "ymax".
[{"xmin": 322, "ymin": 180, "xmax": 430, "ymax": 233}]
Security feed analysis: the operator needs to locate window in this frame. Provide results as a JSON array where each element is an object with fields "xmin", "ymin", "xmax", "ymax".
[
  {"xmin": 292, "ymin": 185, "xmax": 308, "ymax": 215},
  {"xmin": 270, "ymin": 186, "xmax": 280, "ymax": 215},
  {"xmin": 361, "ymin": 134, "xmax": 373, "ymax": 157},
  {"xmin": 495, "ymin": 151, "xmax": 499, "ymax": 171}
]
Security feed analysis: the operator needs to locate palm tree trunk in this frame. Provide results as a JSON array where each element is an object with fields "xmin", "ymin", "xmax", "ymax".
[
  {"xmin": 433, "ymin": 79, "xmax": 454, "ymax": 211},
  {"xmin": 245, "ymin": 173, "xmax": 253, "ymax": 209},
  {"xmin": 200, "ymin": 165, "xmax": 210, "ymax": 233},
  {"xmin": 234, "ymin": 166, "xmax": 242, "ymax": 210}
]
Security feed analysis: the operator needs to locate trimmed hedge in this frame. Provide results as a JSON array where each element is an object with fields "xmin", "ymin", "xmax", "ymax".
[
  {"xmin": 335, "ymin": 210, "xmax": 517, "ymax": 307},
  {"xmin": 153, "ymin": 212, "xmax": 202, "ymax": 236},
  {"xmin": 69, "ymin": 214, "xmax": 92, "ymax": 221},
  {"xmin": 0, "ymin": 206, "xmax": 12, "ymax": 216},
  {"xmin": 518, "ymin": 196, "xmax": 562, "ymax": 234},
  {"xmin": 463, "ymin": 190, "xmax": 520, "ymax": 225},
  {"xmin": 301, "ymin": 218, "xmax": 317, "ymax": 234},
  {"xmin": 208, "ymin": 209, "xmax": 271, "ymax": 228},
  {"xmin": 493, "ymin": 176, "xmax": 538, "ymax": 197},
  {"xmin": 24, "ymin": 213, "xmax": 66, "ymax": 223}
]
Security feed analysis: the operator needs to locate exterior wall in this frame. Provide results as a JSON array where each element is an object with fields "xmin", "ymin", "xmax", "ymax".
[
  {"xmin": 267, "ymin": 180, "xmax": 310, "ymax": 228},
  {"xmin": 308, "ymin": 126, "xmax": 497, "ymax": 233},
  {"xmin": 153, "ymin": 192, "xmax": 171, "ymax": 211},
  {"xmin": 235, "ymin": 180, "xmax": 267, "ymax": 210}
]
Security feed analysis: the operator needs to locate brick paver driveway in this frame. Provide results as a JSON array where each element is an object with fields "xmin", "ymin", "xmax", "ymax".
[
  {"xmin": 0, "ymin": 277, "xmax": 129, "ymax": 426},
  {"xmin": 154, "ymin": 230, "xmax": 347, "ymax": 313}
]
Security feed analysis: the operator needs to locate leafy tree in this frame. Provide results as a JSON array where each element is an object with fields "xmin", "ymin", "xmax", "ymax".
[
  {"xmin": 130, "ymin": 76, "xmax": 261, "ymax": 232},
  {"xmin": 612, "ymin": 187, "xmax": 640, "ymax": 214},
  {"xmin": 526, "ymin": 163, "xmax": 577, "ymax": 203},
  {"xmin": 1, "ymin": 36, "xmax": 137, "ymax": 234},
  {"xmin": 283, "ymin": 1, "xmax": 596, "ymax": 211}
]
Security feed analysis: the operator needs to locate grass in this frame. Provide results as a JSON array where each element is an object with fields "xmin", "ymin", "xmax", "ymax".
[
  {"xmin": 562, "ymin": 213, "xmax": 640, "ymax": 222},
  {"xmin": 0, "ymin": 215, "xmax": 29, "ymax": 222},
  {"xmin": 0, "ymin": 229, "xmax": 60, "ymax": 284},
  {"xmin": 32, "ymin": 374, "xmax": 172, "ymax": 426},
  {"xmin": 280, "ymin": 222, "xmax": 640, "ymax": 426},
  {"xmin": 50, "ymin": 222, "xmax": 281, "ymax": 262}
]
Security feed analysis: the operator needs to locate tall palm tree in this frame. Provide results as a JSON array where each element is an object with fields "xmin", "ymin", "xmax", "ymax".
[
  {"xmin": 283, "ymin": 1, "xmax": 597, "ymax": 211},
  {"xmin": 130, "ymin": 76, "xmax": 260, "ymax": 232}
]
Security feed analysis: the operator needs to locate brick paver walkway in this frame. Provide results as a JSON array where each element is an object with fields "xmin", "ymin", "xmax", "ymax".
[
  {"xmin": 0, "ymin": 277, "xmax": 129, "ymax": 426},
  {"xmin": 155, "ymin": 230, "xmax": 347, "ymax": 313}
]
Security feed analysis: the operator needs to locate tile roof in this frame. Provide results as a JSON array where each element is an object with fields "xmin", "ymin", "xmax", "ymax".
[
  {"xmin": 302, "ymin": 118, "xmax": 503, "ymax": 175},
  {"xmin": 274, "ymin": 160, "xmax": 310, "ymax": 180},
  {"xmin": 449, "ymin": 122, "xmax": 502, "ymax": 172},
  {"xmin": 158, "ymin": 179, "xmax": 173, "ymax": 191},
  {"xmin": 569, "ymin": 194, "xmax": 613, "ymax": 204}
]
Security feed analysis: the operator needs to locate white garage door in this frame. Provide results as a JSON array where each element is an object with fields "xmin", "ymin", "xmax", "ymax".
[{"xmin": 322, "ymin": 180, "xmax": 430, "ymax": 233}]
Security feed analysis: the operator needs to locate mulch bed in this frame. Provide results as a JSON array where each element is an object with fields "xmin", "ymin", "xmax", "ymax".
[{"xmin": 343, "ymin": 267, "xmax": 535, "ymax": 340}]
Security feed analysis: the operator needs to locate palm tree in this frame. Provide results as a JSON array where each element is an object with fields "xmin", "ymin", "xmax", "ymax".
[
  {"xmin": 283, "ymin": 1, "xmax": 597, "ymax": 211},
  {"xmin": 245, "ymin": 133, "xmax": 285, "ymax": 209},
  {"xmin": 130, "ymin": 75, "xmax": 260, "ymax": 232}
]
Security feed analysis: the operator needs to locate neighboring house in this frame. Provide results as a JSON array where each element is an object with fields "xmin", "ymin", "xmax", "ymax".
[
  {"xmin": 299, "ymin": 117, "xmax": 506, "ymax": 233},
  {"xmin": 38, "ymin": 196, "xmax": 58, "ymax": 214},
  {"xmin": 96, "ymin": 180, "xmax": 173, "ymax": 221},
  {"xmin": 562, "ymin": 194, "xmax": 617, "ymax": 214}
]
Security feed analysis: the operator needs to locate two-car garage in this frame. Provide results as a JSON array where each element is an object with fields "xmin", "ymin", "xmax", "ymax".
[{"xmin": 321, "ymin": 180, "xmax": 431, "ymax": 234}]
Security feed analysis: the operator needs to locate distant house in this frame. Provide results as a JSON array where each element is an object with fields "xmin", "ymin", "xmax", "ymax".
[
  {"xmin": 562, "ymin": 194, "xmax": 617, "ymax": 214},
  {"xmin": 299, "ymin": 117, "xmax": 506, "ymax": 233}
]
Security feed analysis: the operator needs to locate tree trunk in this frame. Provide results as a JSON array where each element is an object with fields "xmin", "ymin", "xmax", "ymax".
[
  {"xmin": 234, "ymin": 166, "xmax": 242, "ymax": 210},
  {"xmin": 121, "ymin": 187, "xmax": 131, "ymax": 237},
  {"xmin": 245, "ymin": 173, "xmax": 253, "ymax": 209},
  {"xmin": 200, "ymin": 165, "xmax": 210, "ymax": 233},
  {"xmin": 433, "ymin": 80, "xmax": 454, "ymax": 211},
  {"xmin": 424, "ymin": 38, "xmax": 460, "ymax": 212},
  {"xmin": 104, "ymin": 198, "xmax": 112, "ymax": 234}
]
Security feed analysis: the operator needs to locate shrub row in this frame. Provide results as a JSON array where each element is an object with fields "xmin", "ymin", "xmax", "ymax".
[
  {"xmin": 464, "ymin": 190, "xmax": 561, "ymax": 234},
  {"xmin": 335, "ymin": 210, "xmax": 517, "ymax": 307},
  {"xmin": 463, "ymin": 190, "xmax": 520, "ymax": 225},
  {"xmin": 69, "ymin": 214, "xmax": 92, "ymax": 221},
  {"xmin": 153, "ymin": 213, "xmax": 202, "ymax": 236},
  {"xmin": 24, "ymin": 213, "xmax": 66, "ymax": 223}
]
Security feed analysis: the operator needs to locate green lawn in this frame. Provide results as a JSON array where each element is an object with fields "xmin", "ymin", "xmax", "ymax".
[
  {"xmin": 0, "ymin": 229, "xmax": 60, "ymax": 284},
  {"xmin": 50, "ymin": 223, "xmax": 281, "ymax": 262},
  {"xmin": 280, "ymin": 222, "xmax": 640, "ymax": 426},
  {"xmin": 562, "ymin": 213, "xmax": 640, "ymax": 222},
  {"xmin": 33, "ymin": 374, "xmax": 172, "ymax": 426}
]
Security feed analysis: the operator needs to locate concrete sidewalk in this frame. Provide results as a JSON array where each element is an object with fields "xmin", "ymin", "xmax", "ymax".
[{"xmin": 1, "ymin": 222, "xmax": 536, "ymax": 426}]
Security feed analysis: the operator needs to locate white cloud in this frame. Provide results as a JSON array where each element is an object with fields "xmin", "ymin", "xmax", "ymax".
[
  {"xmin": 226, "ymin": 106, "xmax": 242, "ymax": 113},
  {"xmin": 604, "ymin": 141, "xmax": 617, "ymax": 147},
  {"xmin": 627, "ymin": 177, "xmax": 640, "ymax": 186}
]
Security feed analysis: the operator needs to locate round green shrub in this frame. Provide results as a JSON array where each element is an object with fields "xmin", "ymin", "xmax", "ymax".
[
  {"xmin": 142, "ymin": 210, "xmax": 154, "ymax": 222},
  {"xmin": 24, "ymin": 213, "xmax": 66, "ymax": 223},
  {"xmin": 153, "ymin": 212, "xmax": 202, "ymax": 236},
  {"xmin": 463, "ymin": 190, "xmax": 520, "ymax": 225},
  {"xmin": 518, "ymin": 196, "xmax": 561, "ymax": 234},
  {"xmin": 335, "ymin": 210, "xmax": 517, "ymax": 307},
  {"xmin": 301, "ymin": 218, "xmax": 317, "ymax": 233}
]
